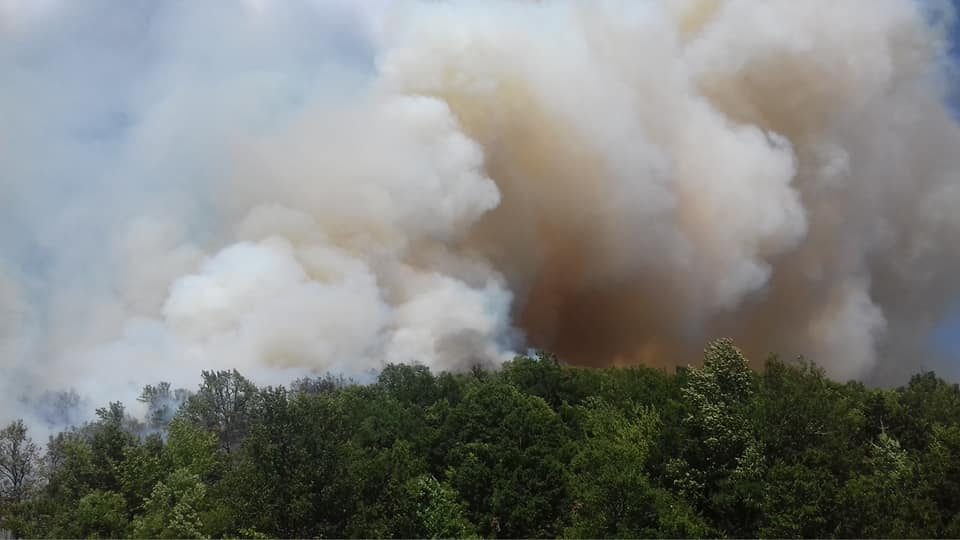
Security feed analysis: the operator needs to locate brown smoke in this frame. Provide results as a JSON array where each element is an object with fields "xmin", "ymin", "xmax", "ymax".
[{"xmin": 380, "ymin": 0, "xmax": 960, "ymax": 380}]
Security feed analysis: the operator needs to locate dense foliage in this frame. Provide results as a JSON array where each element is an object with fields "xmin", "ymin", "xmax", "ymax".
[{"xmin": 2, "ymin": 339, "xmax": 959, "ymax": 538}]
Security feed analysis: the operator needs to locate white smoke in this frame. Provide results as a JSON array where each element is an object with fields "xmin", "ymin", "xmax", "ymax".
[{"xmin": 1, "ymin": 0, "xmax": 959, "ymax": 428}]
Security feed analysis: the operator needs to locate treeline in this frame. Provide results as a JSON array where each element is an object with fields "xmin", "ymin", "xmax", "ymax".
[{"xmin": 1, "ymin": 339, "xmax": 959, "ymax": 538}]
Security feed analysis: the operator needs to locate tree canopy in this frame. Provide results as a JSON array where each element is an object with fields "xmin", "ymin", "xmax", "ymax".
[{"xmin": 1, "ymin": 339, "xmax": 959, "ymax": 538}]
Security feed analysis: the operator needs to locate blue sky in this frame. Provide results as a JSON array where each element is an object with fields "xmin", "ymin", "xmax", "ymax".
[{"xmin": 932, "ymin": 2, "xmax": 960, "ymax": 365}]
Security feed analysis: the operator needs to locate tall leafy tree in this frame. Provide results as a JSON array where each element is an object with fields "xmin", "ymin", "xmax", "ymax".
[
  {"xmin": 132, "ymin": 469, "xmax": 209, "ymax": 539},
  {"xmin": 181, "ymin": 370, "xmax": 258, "ymax": 453},
  {"xmin": 565, "ymin": 397, "xmax": 705, "ymax": 538},
  {"xmin": 442, "ymin": 381, "xmax": 570, "ymax": 538},
  {"xmin": 668, "ymin": 338, "xmax": 764, "ymax": 536}
]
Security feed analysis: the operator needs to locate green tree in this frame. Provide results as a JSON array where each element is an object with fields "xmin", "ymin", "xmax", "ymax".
[
  {"xmin": 378, "ymin": 363, "xmax": 440, "ymax": 408},
  {"xmin": 90, "ymin": 402, "xmax": 139, "ymax": 493},
  {"xmin": 118, "ymin": 435, "xmax": 167, "ymax": 514},
  {"xmin": 836, "ymin": 431, "xmax": 932, "ymax": 537},
  {"xmin": 407, "ymin": 474, "xmax": 476, "ymax": 538},
  {"xmin": 668, "ymin": 338, "xmax": 763, "ymax": 536},
  {"xmin": 890, "ymin": 372, "xmax": 960, "ymax": 451},
  {"xmin": 180, "ymin": 370, "xmax": 258, "ymax": 453},
  {"xmin": 43, "ymin": 434, "xmax": 98, "ymax": 505},
  {"xmin": 339, "ymin": 440, "xmax": 427, "ymax": 538},
  {"xmin": 442, "ymin": 381, "xmax": 569, "ymax": 538},
  {"xmin": 74, "ymin": 490, "xmax": 129, "ymax": 538},
  {"xmin": 132, "ymin": 468, "xmax": 208, "ymax": 539},
  {"xmin": 165, "ymin": 419, "xmax": 220, "ymax": 480},
  {"xmin": 918, "ymin": 424, "xmax": 960, "ymax": 536},
  {"xmin": 565, "ymin": 397, "xmax": 706, "ymax": 538},
  {"xmin": 221, "ymin": 388, "xmax": 354, "ymax": 538}
]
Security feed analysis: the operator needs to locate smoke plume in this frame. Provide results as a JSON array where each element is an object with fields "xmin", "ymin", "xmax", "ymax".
[{"xmin": 2, "ymin": 0, "xmax": 959, "ymax": 427}]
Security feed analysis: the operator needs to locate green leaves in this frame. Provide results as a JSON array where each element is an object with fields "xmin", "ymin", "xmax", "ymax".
[
  {"xmin": 133, "ymin": 469, "xmax": 209, "ymax": 539},
  {"xmin": 75, "ymin": 490, "xmax": 128, "ymax": 538},
  {"xmin": 565, "ymin": 398, "xmax": 676, "ymax": 538},
  {"xmin": 441, "ymin": 382, "xmax": 569, "ymax": 538},
  {"xmin": 408, "ymin": 474, "xmax": 476, "ymax": 538},
  {"xmin": 6, "ymin": 338, "xmax": 960, "ymax": 538},
  {"xmin": 165, "ymin": 420, "xmax": 220, "ymax": 480},
  {"xmin": 669, "ymin": 339, "xmax": 763, "ymax": 535}
]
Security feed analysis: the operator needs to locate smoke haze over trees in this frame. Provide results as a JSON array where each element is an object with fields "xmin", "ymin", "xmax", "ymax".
[
  {"xmin": 1, "ymin": 340, "xmax": 960, "ymax": 538},
  {"xmin": 2, "ymin": 2, "xmax": 960, "ymax": 536}
]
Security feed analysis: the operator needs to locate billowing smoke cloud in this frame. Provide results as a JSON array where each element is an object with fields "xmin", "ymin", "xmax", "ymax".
[{"xmin": 2, "ymin": 0, "xmax": 959, "ymax": 427}]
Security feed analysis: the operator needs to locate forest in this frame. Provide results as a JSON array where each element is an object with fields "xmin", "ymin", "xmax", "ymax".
[{"xmin": 1, "ymin": 339, "xmax": 959, "ymax": 539}]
